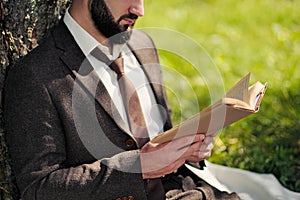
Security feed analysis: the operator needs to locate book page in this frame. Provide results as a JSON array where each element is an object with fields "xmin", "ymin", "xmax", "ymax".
[
  {"xmin": 222, "ymin": 97, "xmax": 250, "ymax": 108},
  {"xmin": 225, "ymin": 73, "xmax": 250, "ymax": 102},
  {"xmin": 247, "ymin": 81, "xmax": 265, "ymax": 108}
]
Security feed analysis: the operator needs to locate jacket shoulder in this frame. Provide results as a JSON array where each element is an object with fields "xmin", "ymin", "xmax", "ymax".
[
  {"xmin": 129, "ymin": 29, "xmax": 157, "ymax": 50},
  {"xmin": 128, "ymin": 29, "xmax": 160, "ymax": 65}
]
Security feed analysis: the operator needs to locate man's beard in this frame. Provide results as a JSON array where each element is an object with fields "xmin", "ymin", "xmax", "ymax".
[{"xmin": 90, "ymin": 0, "xmax": 138, "ymax": 44}]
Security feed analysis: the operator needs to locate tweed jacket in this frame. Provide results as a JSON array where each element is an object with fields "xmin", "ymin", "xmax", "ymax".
[{"xmin": 4, "ymin": 21, "xmax": 173, "ymax": 200}]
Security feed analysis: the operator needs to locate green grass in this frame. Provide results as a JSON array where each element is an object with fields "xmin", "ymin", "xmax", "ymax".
[{"xmin": 136, "ymin": 0, "xmax": 300, "ymax": 191}]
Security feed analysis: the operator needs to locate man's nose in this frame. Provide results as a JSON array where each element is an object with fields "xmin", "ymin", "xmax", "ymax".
[{"xmin": 129, "ymin": 0, "xmax": 144, "ymax": 17}]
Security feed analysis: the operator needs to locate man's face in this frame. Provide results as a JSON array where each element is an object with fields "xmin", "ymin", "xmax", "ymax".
[{"xmin": 90, "ymin": 0, "xmax": 144, "ymax": 44}]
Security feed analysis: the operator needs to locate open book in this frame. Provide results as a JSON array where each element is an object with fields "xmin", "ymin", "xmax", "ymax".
[{"xmin": 151, "ymin": 73, "xmax": 267, "ymax": 143}]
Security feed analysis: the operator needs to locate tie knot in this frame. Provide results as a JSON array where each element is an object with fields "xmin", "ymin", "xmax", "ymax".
[
  {"xmin": 110, "ymin": 57, "xmax": 124, "ymax": 79},
  {"xmin": 90, "ymin": 47, "xmax": 124, "ymax": 79}
]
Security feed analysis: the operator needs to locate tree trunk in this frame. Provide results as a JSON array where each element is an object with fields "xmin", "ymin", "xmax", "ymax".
[{"xmin": 0, "ymin": 1, "xmax": 71, "ymax": 199}]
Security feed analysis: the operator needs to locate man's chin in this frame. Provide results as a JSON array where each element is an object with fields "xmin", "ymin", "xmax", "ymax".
[{"xmin": 109, "ymin": 30, "xmax": 133, "ymax": 44}]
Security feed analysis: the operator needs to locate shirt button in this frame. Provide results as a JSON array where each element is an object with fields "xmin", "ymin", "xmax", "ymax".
[{"xmin": 125, "ymin": 139, "xmax": 135, "ymax": 147}]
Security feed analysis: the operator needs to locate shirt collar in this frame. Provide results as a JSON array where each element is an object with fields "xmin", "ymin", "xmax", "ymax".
[{"xmin": 63, "ymin": 8, "xmax": 125, "ymax": 59}]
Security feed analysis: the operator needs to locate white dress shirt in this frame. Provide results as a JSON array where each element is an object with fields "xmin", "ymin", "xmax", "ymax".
[{"xmin": 63, "ymin": 10, "xmax": 164, "ymax": 139}]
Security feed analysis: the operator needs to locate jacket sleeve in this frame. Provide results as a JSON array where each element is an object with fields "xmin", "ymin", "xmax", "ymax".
[{"xmin": 4, "ymin": 61, "xmax": 148, "ymax": 200}]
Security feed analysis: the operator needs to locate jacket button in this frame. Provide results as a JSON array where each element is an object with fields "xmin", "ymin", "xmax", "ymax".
[{"xmin": 125, "ymin": 139, "xmax": 135, "ymax": 147}]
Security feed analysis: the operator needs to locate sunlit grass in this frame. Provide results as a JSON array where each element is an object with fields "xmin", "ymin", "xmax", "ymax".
[{"xmin": 137, "ymin": 0, "xmax": 300, "ymax": 191}]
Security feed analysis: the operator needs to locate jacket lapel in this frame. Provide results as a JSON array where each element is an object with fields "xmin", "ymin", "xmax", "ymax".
[
  {"xmin": 127, "ymin": 33, "xmax": 163, "ymax": 103},
  {"xmin": 128, "ymin": 30, "xmax": 173, "ymax": 131},
  {"xmin": 73, "ymin": 61, "xmax": 131, "ymax": 135},
  {"xmin": 53, "ymin": 21, "xmax": 131, "ymax": 135}
]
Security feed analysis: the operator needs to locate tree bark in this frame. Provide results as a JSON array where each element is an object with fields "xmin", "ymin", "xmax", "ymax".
[{"xmin": 0, "ymin": 1, "xmax": 71, "ymax": 199}]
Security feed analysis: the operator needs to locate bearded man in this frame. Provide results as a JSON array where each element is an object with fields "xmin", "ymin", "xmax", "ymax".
[{"xmin": 4, "ymin": 0, "xmax": 240, "ymax": 199}]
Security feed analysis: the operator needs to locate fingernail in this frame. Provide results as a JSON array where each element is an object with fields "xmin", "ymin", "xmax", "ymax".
[{"xmin": 199, "ymin": 134, "xmax": 205, "ymax": 140}]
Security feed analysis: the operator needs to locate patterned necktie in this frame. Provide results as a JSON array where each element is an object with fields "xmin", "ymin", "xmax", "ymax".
[{"xmin": 91, "ymin": 47, "xmax": 149, "ymax": 148}]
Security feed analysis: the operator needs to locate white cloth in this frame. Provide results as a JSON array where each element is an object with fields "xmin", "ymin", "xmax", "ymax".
[
  {"xmin": 186, "ymin": 161, "xmax": 300, "ymax": 200},
  {"xmin": 63, "ymin": 9, "xmax": 164, "ymax": 139}
]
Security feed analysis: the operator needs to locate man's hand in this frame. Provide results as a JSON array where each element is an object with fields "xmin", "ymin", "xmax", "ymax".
[
  {"xmin": 185, "ymin": 135, "xmax": 215, "ymax": 162},
  {"xmin": 140, "ymin": 133, "xmax": 215, "ymax": 179}
]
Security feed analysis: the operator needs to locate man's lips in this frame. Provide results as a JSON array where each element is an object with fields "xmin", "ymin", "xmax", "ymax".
[
  {"xmin": 122, "ymin": 18, "xmax": 136, "ymax": 25},
  {"xmin": 118, "ymin": 13, "xmax": 138, "ymax": 25}
]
